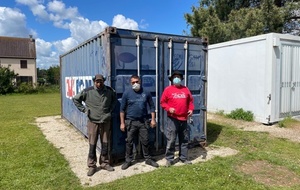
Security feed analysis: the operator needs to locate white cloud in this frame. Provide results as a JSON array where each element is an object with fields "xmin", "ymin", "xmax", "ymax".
[
  {"xmin": 48, "ymin": 0, "xmax": 78, "ymax": 18},
  {"xmin": 3, "ymin": 1, "xmax": 142, "ymax": 68},
  {"xmin": 69, "ymin": 17, "xmax": 108, "ymax": 43},
  {"xmin": 35, "ymin": 38, "xmax": 58, "ymax": 69},
  {"xmin": 47, "ymin": 0, "xmax": 79, "ymax": 29},
  {"xmin": 35, "ymin": 38, "xmax": 53, "ymax": 56},
  {"xmin": 53, "ymin": 37, "xmax": 78, "ymax": 54},
  {"xmin": 16, "ymin": 0, "xmax": 49, "ymax": 20},
  {"xmin": 112, "ymin": 14, "xmax": 139, "ymax": 30},
  {"xmin": 0, "ymin": 7, "xmax": 32, "ymax": 37}
]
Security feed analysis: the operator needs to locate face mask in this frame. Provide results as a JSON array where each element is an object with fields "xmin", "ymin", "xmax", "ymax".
[
  {"xmin": 132, "ymin": 83, "xmax": 141, "ymax": 90},
  {"xmin": 173, "ymin": 77, "xmax": 181, "ymax": 85}
]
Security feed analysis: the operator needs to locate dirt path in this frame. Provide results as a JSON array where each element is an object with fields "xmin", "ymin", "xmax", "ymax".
[
  {"xmin": 36, "ymin": 113, "xmax": 300, "ymax": 187},
  {"xmin": 35, "ymin": 115, "xmax": 238, "ymax": 187},
  {"xmin": 207, "ymin": 113, "xmax": 300, "ymax": 143}
]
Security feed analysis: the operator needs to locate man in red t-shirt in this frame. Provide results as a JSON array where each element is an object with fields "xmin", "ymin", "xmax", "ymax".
[{"xmin": 160, "ymin": 71, "xmax": 194, "ymax": 167}]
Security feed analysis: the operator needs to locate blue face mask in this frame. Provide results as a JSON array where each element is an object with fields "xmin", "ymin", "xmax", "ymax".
[{"xmin": 173, "ymin": 77, "xmax": 181, "ymax": 85}]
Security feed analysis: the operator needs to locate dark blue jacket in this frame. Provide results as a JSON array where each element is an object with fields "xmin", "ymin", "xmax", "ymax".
[{"xmin": 120, "ymin": 87, "xmax": 155, "ymax": 121}]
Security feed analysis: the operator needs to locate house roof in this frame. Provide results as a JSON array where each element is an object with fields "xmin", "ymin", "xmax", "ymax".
[{"xmin": 0, "ymin": 36, "xmax": 36, "ymax": 59}]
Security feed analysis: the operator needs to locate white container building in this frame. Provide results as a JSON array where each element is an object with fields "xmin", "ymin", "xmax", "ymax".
[{"xmin": 208, "ymin": 33, "xmax": 300, "ymax": 124}]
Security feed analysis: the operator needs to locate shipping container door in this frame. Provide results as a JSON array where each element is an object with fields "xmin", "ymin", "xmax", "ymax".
[
  {"xmin": 110, "ymin": 34, "xmax": 163, "ymax": 161},
  {"xmin": 280, "ymin": 44, "xmax": 300, "ymax": 118}
]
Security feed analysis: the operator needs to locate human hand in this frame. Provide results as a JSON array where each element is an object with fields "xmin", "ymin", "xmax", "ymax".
[
  {"xmin": 150, "ymin": 120, "xmax": 156, "ymax": 128},
  {"xmin": 120, "ymin": 123, "xmax": 126, "ymax": 132},
  {"xmin": 169, "ymin": 108, "xmax": 175, "ymax": 114},
  {"xmin": 187, "ymin": 110, "xmax": 193, "ymax": 117}
]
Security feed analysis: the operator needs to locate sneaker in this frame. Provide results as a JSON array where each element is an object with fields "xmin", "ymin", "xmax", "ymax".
[
  {"xmin": 100, "ymin": 164, "xmax": 115, "ymax": 171},
  {"xmin": 145, "ymin": 159, "xmax": 159, "ymax": 168},
  {"xmin": 87, "ymin": 167, "xmax": 97, "ymax": 176},
  {"xmin": 181, "ymin": 160, "xmax": 192, "ymax": 165},
  {"xmin": 165, "ymin": 160, "xmax": 173, "ymax": 167},
  {"xmin": 121, "ymin": 161, "xmax": 131, "ymax": 170}
]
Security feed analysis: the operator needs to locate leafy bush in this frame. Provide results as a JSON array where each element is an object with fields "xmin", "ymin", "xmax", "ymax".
[
  {"xmin": 0, "ymin": 65, "xmax": 17, "ymax": 95},
  {"xmin": 15, "ymin": 83, "xmax": 60, "ymax": 94},
  {"xmin": 226, "ymin": 108, "xmax": 254, "ymax": 121},
  {"xmin": 16, "ymin": 82, "xmax": 38, "ymax": 94}
]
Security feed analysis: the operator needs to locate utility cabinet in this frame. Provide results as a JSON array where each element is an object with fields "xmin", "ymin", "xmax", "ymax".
[{"xmin": 208, "ymin": 33, "xmax": 300, "ymax": 124}]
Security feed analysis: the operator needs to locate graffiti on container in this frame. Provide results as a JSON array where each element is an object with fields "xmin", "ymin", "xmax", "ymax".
[
  {"xmin": 65, "ymin": 76, "xmax": 93, "ymax": 99},
  {"xmin": 188, "ymin": 54, "xmax": 202, "ymax": 68},
  {"xmin": 90, "ymin": 50, "xmax": 97, "ymax": 57},
  {"xmin": 116, "ymin": 52, "xmax": 152, "ymax": 70},
  {"xmin": 117, "ymin": 52, "xmax": 136, "ymax": 69},
  {"xmin": 172, "ymin": 52, "xmax": 203, "ymax": 70},
  {"xmin": 173, "ymin": 52, "xmax": 184, "ymax": 70}
]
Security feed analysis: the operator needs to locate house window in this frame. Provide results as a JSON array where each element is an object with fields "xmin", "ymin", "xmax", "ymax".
[
  {"xmin": 16, "ymin": 76, "xmax": 33, "ymax": 85},
  {"xmin": 20, "ymin": 60, "xmax": 27, "ymax": 68}
]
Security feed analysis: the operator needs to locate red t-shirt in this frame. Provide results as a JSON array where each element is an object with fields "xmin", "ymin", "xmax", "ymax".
[{"xmin": 160, "ymin": 85, "xmax": 194, "ymax": 121}]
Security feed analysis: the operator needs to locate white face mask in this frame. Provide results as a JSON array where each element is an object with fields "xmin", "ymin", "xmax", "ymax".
[{"xmin": 132, "ymin": 83, "xmax": 141, "ymax": 90}]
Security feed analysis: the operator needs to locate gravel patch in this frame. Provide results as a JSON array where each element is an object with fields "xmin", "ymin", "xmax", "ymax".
[{"xmin": 35, "ymin": 115, "xmax": 238, "ymax": 187}]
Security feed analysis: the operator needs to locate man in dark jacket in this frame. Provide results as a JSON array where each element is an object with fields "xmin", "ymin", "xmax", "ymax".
[
  {"xmin": 120, "ymin": 75, "xmax": 159, "ymax": 170},
  {"xmin": 73, "ymin": 74, "xmax": 117, "ymax": 176}
]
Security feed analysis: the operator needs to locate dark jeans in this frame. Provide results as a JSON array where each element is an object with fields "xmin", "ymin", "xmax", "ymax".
[
  {"xmin": 125, "ymin": 120, "xmax": 151, "ymax": 162},
  {"xmin": 87, "ymin": 121, "xmax": 111, "ymax": 168},
  {"xmin": 165, "ymin": 116, "xmax": 189, "ymax": 162}
]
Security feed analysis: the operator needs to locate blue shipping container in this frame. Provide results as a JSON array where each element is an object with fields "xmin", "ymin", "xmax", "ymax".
[{"xmin": 60, "ymin": 27, "xmax": 208, "ymax": 163}]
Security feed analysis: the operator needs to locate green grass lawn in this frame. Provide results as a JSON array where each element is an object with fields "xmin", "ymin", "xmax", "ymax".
[{"xmin": 1, "ymin": 93, "xmax": 300, "ymax": 190}]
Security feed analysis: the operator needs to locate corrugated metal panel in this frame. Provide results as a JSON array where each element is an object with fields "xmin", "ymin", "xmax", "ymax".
[
  {"xmin": 60, "ymin": 27, "xmax": 207, "ymax": 162},
  {"xmin": 280, "ymin": 44, "xmax": 300, "ymax": 117}
]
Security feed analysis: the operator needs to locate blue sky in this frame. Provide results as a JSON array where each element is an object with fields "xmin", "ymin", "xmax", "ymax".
[{"xmin": 0, "ymin": 0, "xmax": 199, "ymax": 69}]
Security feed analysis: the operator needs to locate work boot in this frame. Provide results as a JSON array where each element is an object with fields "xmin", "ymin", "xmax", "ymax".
[
  {"xmin": 145, "ymin": 159, "xmax": 159, "ymax": 168},
  {"xmin": 121, "ymin": 161, "xmax": 131, "ymax": 170},
  {"xmin": 87, "ymin": 167, "xmax": 97, "ymax": 176},
  {"xmin": 100, "ymin": 164, "xmax": 115, "ymax": 171}
]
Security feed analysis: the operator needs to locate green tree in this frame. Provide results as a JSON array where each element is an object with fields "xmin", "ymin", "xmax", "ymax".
[
  {"xmin": 185, "ymin": 0, "xmax": 298, "ymax": 44},
  {"xmin": 37, "ymin": 68, "xmax": 47, "ymax": 86},
  {"xmin": 282, "ymin": 2, "xmax": 300, "ymax": 35},
  {"xmin": 185, "ymin": 5, "xmax": 227, "ymax": 44},
  {"xmin": 226, "ymin": 8, "xmax": 264, "ymax": 40},
  {"xmin": 0, "ymin": 65, "xmax": 18, "ymax": 95},
  {"xmin": 47, "ymin": 65, "xmax": 60, "ymax": 85}
]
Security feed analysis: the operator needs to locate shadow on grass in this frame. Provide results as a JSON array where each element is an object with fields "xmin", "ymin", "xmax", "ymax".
[
  {"xmin": 183, "ymin": 122, "xmax": 224, "ymax": 162},
  {"xmin": 206, "ymin": 121, "xmax": 223, "ymax": 145}
]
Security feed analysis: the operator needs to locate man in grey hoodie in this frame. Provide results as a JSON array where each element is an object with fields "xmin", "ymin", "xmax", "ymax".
[{"xmin": 73, "ymin": 74, "xmax": 117, "ymax": 176}]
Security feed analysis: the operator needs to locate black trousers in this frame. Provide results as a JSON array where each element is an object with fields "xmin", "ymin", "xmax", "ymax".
[{"xmin": 125, "ymin": 120, "xmax": 151, "ymax": 162}]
